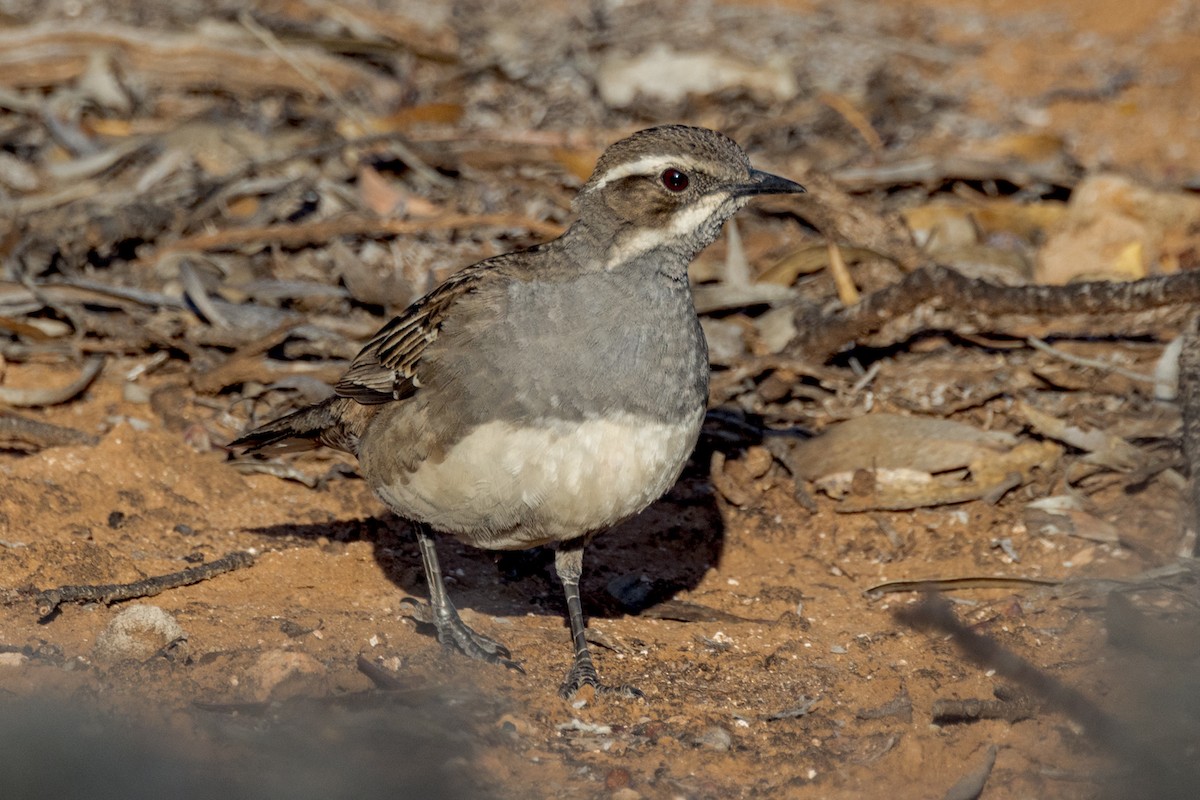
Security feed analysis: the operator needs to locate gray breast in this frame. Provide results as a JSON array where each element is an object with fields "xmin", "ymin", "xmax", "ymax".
[{"xmin": 430, "ymin": 269, "xmax": 710, "ymax": 427}]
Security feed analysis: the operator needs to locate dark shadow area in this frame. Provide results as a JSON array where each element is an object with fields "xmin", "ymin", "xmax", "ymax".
[
  {"xmin": 244, "ymin": 458, "xmax": 726, "ymax": 625},
  {"xmin": 0, "ymin": 689, "xmax": 494, "ymax": 800}
]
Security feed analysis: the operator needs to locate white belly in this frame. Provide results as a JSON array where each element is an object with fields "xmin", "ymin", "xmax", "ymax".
[{"xmin": 372, "ymin": 409, "xmax": 704, "ymax": 549}]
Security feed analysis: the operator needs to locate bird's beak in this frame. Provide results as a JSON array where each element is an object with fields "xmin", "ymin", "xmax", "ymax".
[{"xmin": 738, "ymin": 169, "xmax": 807, "ymax": 197}]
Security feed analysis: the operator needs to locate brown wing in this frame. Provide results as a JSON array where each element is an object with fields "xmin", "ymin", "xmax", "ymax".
[{"xmin": 334, "ymin": 263, "xmax": 491, "ymax": 403}]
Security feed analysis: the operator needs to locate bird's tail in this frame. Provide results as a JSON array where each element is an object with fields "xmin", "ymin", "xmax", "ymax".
[{"xmin": 230, "ymin": 396, "xmax": 366, "ymax": 456}]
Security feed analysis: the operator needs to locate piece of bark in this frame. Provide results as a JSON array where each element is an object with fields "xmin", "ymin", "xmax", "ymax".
[{"xmin": 1179, "ymin": 316, "xmax": 1200, "ymax": 553}]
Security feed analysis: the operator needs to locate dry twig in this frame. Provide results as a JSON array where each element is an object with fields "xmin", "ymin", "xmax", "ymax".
[
  {"xmin": 34, "ymin": 551, "xmax": 256, "ymax": 618},
  {"xmin": 0, "ymin": 356, "xmax": 104, "ymax": 407},
  {"xmin": 1179, "ymin": 317, "xmax": 1200, "ymax": 552},
  {"xmin": 149, "ymin": 213, "xmax": 564, "ymax": 263},
  {"xmin": 0, "ymin": 413, "xmax": 98, "ymax": 451},
  {"xmin": 0, "ymin": 24, "xmax": 393, "ymax": 100},
  {"xmin": 1024, "ymin": 335, "xmax": 1156, "ymax": 384}
]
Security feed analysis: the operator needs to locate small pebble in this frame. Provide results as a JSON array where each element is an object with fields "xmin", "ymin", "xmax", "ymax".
[
  {"xmin": 741, "ymin": 445, "xmax": 774, "ymax": 479},
  {"xmin": 605, "ymin": 767, "xmax": 632, "ymax": 790},
  {"xmin": 246, "ymin": 649, "xmax": 326, "ymax": 701},
  {"xmin": 697, "ymin": 725, "xmax": 732, "ymax": 752},
  {"xmin": 497, "ymin": 714, "xmax": 534, "ymax": 736},
  {"xmin": 122, "ymin": 382, "xmax": 151, "ymax": 404},
  {"xmin": 607, "ymin": 573, "xmax": 653, "ymax": 609}
]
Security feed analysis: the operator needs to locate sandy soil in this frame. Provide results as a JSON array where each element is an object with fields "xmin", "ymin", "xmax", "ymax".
[{"xmin": 3, "ymin": 350, "xmax": 1187, "ymax": 800}]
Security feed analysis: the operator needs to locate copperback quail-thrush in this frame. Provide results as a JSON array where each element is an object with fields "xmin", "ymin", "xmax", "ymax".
[{"xmin": 233, "ymin": 125, "xmax": 806, "ymax": 697}]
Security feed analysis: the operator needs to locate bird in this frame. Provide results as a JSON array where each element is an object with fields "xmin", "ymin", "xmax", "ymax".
[{"xmin": 232, "ymin": 125, "xmax": 805, "ymax": 698}]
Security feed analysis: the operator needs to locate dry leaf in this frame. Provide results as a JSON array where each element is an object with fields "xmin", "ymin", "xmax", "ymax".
[
  {"xmin": 1014, "ymin": 400, "xmax": 1147, "ymax": 472},
  {"xmin": 551, "ymin": 147, "xmax": 598, "ymax": 182},
  {"xmin": 357, "ymin": 164, "xmax": 405, "ymax": 217},
  {"xmin": 1036, "ymin": 173, "xmax": 1200, "ymax": 283},
  {"xmin": 787, "ymin": 414, "xmax": 1018, "ymax": 481},
  {"xmin": 1025, "ymin": 495, "xmax": 1121, "ymax": 543},
  {"xmin": 788, "ymin": 414, "xmax": 1058, "ymax": 511},
  {"xmin": 903, "ymin": 199, "xmax": 1067, "ymax": 248},
  {"xmin": 368, "ymin": 103, "xmax": 465, "ymax": 133}
]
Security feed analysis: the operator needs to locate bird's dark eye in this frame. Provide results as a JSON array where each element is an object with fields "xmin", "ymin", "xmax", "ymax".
[{"xmin": 661, "ymin": 168, "xmax": 689, "ymax": 192}]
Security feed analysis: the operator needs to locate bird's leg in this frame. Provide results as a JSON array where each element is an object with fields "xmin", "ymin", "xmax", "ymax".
[
  {"xmin": 554, "ymin": 540, "xmax": 643, "ymax": 699},
  {"xmin": 413, "ymin": 523, "xmax": 521, "ymax": 671}
]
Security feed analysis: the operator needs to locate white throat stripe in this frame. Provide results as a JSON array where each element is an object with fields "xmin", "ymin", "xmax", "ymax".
[{"xmin": 604, "ymin": 192, "xmax": 728, "ymax": 269}]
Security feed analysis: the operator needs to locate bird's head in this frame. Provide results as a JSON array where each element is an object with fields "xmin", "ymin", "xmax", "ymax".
[{"xmin": 571, "ymin": 125, "xmax": 806, "ymax": 274}]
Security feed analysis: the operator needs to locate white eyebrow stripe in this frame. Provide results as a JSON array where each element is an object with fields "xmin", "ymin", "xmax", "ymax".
[{"xmin": 588, "ymin": 154, "xmax": 707, "ymax": 192}]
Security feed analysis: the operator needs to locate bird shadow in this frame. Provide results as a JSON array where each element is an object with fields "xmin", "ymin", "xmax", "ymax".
[{"xmin": 243, "ymin": 456, "xmax": 727, "ymax": 626}]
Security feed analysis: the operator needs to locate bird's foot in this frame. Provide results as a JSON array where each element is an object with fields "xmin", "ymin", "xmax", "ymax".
[
  {"xmin": 558, "ymin": 659, "xmax": 643, "ymax": 701},
  {"xmin": 402, "ymin": 598, "xmax": 524, "ymax": 673},
  {"xmin": 435, "ymin": 613, "xmax": 520, "ymax": 669}
]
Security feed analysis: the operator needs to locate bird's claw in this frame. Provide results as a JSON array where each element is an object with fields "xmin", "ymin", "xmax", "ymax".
[
  {"xmin": 411, "ymin": 601, "xmax": 524, "ymax": 673},
  {"xmin": 558, "ymin": 660, "xmax": 642, "ymax": 700}
]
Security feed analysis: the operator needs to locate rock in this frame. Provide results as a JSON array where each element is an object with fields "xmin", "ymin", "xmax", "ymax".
[
  {"xmin": 246, "ymin": 649, "xmax": 327, "ymax": 701},
  {"xmin": 93, "ymin": 605, "xmax": 187, "ymax": 664},
  {"xmin": 697, "ymin": 725, "xmax": 733, "ymax": 752},
  {"xmin": 0, "ymin": 651, "xmax": 29, "ymax": 666},
  {"xmin": 496, "ymin": 714, "xmax": 535, "ymax": 737},
  {"xmin": 122, "ymin": 382, "xmax": 152, "ymax": 404},
  {"xmin": 606, "ymin": 573, "xmax": 653, "ymax": 610},
  {"xmin": 605, "ymin": 767, "xmax": 632, "ymax": 790}
]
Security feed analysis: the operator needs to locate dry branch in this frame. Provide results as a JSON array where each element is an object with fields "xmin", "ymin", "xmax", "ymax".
[
  {"xmin": 1179, "ymin": 316, "xmax": 1200, "ymax": 553},
  {"xmin": 790, "ymin": 264, "xmax": 1200, "ymax": 360},
  {"xmin": 34, "ymin": 551, "xmax": 256, "ymax": 618},
  {"xmin": 0, "ymin": 413, "xmax": 98, "ymax": 451}
]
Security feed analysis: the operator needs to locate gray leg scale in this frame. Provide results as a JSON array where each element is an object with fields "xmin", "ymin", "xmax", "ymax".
[
  {"xmin": 554, "ymin": 540, "xmax": 642, "ymax": 699},
  {"xmin": 414, "ymin": 523, "xmax": 521, "ymax": 671}
]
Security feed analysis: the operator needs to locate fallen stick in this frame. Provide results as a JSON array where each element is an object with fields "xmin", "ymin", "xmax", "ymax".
[
  {"xmin": 791, "ymin": 264, "xmax": 1200, "ymax": 360},
  {"xmin": 34, "ymin": 550, "xmax": 256, "ymax": 619},
  {"xmin": 1179, "ymin": 316, "xmax": 1200, "ymax": 554},
  {"xmin": 0, "ymin": 356, "xmax": 104, "ymax": 408},
  {"xmin": 0, "ymin": 413, "xmax": 98, "ymax": 451},
  {"xmin": 150, "ymin": 213, "xmax": 564, "ymax": 262}
]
